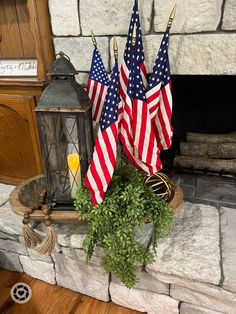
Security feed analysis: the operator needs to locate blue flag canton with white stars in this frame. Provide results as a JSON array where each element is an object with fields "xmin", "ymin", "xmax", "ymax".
[
  {"xmin": 147, "ymin": 28, "xmax": 171, "ymax": 91},
  {"xmin": 124, "ymin": 0, "xmax": 145, "ymax": 69},
  {"xmin": 89, "ymin": 48, "xmax": 109, "ymax": 85},
  {"xmin": 127, "ymin": 55, "xmax": 146, "ymax": 102},
  {"xmin": 100, "ymin": 60, "xmax": 119, "ymax": 131}
]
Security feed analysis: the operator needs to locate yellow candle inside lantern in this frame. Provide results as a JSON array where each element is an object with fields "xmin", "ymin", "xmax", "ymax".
[{"xmin": 67, "ymin": 153, "xmax": 81, "ymax": 198}]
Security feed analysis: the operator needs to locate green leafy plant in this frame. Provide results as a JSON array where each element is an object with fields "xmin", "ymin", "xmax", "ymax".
[{"xmin": 75, "ymin": 161, "xmax": 173, "ymax": 288}]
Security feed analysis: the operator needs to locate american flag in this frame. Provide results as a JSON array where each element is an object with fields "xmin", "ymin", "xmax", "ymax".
[
  {"xmin": 85, "ymin": 58, "xmax": 120, "ymax": 205},
  {"xmin": 87, "ymin": 48, "xmax": 109, "ymax": 124},
  {"xmin": 146, "ymin": 27, "xmax": 173, "ymax": 151},
  {"xmin": 119, "ymin": 0, "xmax": 162, "ymax": 175},
  {"xmin": 119, "ymin": 0, "xmax": 146, "ymax": 109},
  {"xmin": 128, "ymin": 49, "xmax": 162, "ymax": 175}
]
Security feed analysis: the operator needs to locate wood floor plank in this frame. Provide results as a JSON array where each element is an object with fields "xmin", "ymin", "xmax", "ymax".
[
  {"xmin": 0, "ymin": 269, "xmax": 144, "ymax": 314},
  {"xmin": 0, "ymin": 287, "xmax": 12, "ymax": 312},
  {"xmin": 5, "ymin": 280, "xmax": 81, "ymax": 314},
  {"xmin": 0, "ymin": 269, "xmax": 33, "ymax": 287},
  {"xmin": 74, "ymin": 295, "xmax": 110, "ymax": 314},
  {"xmin": 0, "ymin": 269, "xmax": 35, "ymax": 313},
  {"xmin": 108, "ymin": 302, "xmax": 143, "ymax": 314}
]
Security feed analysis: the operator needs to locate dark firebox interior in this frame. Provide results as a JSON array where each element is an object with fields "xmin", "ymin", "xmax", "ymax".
[{"xmin": 161, "ymin": 75, "xmax": 236, "ymax": 170}]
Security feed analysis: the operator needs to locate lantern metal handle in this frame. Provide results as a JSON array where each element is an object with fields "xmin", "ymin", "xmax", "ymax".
[{"xmin": 56, "ymin": 51, "xmax": 71, "ymax": 61}]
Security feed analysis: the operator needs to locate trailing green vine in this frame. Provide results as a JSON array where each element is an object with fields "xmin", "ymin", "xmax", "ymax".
[{"xmin": 75, "ymin": 161, "xmax": 173, "ymax": 288}]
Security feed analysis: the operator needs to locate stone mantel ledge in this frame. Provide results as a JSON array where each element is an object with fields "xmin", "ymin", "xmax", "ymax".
[
  {"xmin": 53, "ymin": 33, "xmax": 236, "ymax": 76},
  {"xmin": 110, "ymin": 34, "xmax": 236, "ymax": 75},
  {"xmin": 1, "ymin": 184, "xmax": 236, "ymax": 313}
]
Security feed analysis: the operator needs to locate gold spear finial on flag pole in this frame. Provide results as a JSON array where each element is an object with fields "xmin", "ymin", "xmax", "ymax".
[
  {"xmin": 113, "ymin": 35, "xmax": 118, "ymax": 58},
  {"xmin": 91, "ymin": 30, "xmax": 97, "ymax": 48},
  {"xmin": 132, "ymin": 23, "xmax": 137, "ymax": 46},
  {"xmin": 167, "ymin": 4, "xmax": 177, "ymax": 28}
]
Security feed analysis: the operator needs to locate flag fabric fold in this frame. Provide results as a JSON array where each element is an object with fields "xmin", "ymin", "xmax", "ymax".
[
  {"xmin": 119, "ymin": 0, "xmax": 162, "ymax": 175},
  {"xmin": 87, "ymin": 48, "xmax": 109, "ymax": 124},
  {"xmin": 146, "ymin": 27, "xmax": 173, "ymax": 152},
  {"xmin": 85, "ymin": 58, "xmax": 120, "ymax": 205}
]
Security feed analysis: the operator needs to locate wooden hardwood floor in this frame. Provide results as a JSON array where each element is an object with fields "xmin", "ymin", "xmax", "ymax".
[{"xmin": 0, "ymin": 269, "xmax": 144, "ymax": 314}]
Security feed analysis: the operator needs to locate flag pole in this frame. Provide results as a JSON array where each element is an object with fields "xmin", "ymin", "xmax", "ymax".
[
  {"xmin": 131, "ymin": 24, "xmax": 137, "ymax": 46},
  {"xmin": 113, "ymin": 35, "xmax": 118, "ymax": 58},
  {"xmin": 167, "ymin": 4, "xmax": 177, "ymax": 28},
  {"xmin": 91, "ymin": 30, "xmax": 97, "ymax": 48}
]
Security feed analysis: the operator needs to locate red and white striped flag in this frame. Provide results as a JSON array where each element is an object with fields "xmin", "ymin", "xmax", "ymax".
[
  {"xmin": 119, "ymin": 0, "xmax": 146, "ymax": 125},
  {"xmin": 85, "ymin": 58, "xmax": 120, "ymax": 205},
  {"xmin": 119, "ymin": 0, "xmax": 162, "ymax": 175},
  {"xmin": 146, "ymin": 27, "xmax": 173, "ymax": 151},
  {"xmin": 87, "ymin": 48, "xmax": 109, "ymax": 124}
]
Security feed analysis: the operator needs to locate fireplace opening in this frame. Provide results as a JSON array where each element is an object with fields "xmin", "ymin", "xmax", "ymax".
[
  {"xmin": 160, "ymin": 75, "xmax": 236, "ymax": 207},
  {"xmin": 161, "ymin": 75, "xmax": 236, "ymax": 172}
]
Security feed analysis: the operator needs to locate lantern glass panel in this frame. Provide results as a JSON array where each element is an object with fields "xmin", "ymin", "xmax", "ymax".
[{"xmin": 37, "ymin": 112, "xmax": 84, "ymax": 206}]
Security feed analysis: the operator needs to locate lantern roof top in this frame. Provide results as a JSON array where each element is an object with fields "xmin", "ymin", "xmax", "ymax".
[
  {"xmin": 48, "ymin": 51, "xmax": 78, "ymax": 76},
  {"xmin": 36, "ymin": 79, "xmax": 92, "ymax": 112}
]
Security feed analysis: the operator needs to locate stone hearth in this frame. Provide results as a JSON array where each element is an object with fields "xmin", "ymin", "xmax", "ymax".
[
  {"xmin": 1, "ymin": 182, "xmax": 236, "ymax": 313},
  {"xmin": 173, "ymin": 171, "xmax": 236, "ymax": 209}
]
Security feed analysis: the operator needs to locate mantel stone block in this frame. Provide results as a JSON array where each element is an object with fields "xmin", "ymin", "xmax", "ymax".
[
  {"xmin": 171, "ymin": 285, "xmax": 236, "ymax": 313},
  {"xmin": 154, "ymin": 0, "xmax": 223, "ymax": 33},
  {"xmin": 0, "ymin": 202, "xmax": 23, "ymax": 236},
  {"xmin": 52, "ymin": 252, "xmax": 110, "ymax": 302},
  {"xmin": 0, "ymin": 183, "xmax": 15, "ymax": 206},
  {"xmin": 222, "ymin": 0, "xmax": 236, "ymax": 30},
  {"xmin": 221, "ymin": 207, "xmax": 236, "ymax": 293},
  {"xmin": 112, "ymin": 272, "xmax": 169, "ymax": 295},
  {"xmin": 0, "ymin": 238, "xmax": 28, "ymax": 256},
  {"xmin": 147, "ymin": 271, "xmax": 236, "ymax": 309},
  {"xmin": 49, "ymin": 0, "xmax": 80, "ymax": 36},
  {"xmin": 20, "ymin": 255, "xmax": 56, "ymax": 285},
  {"xmin": 80, "ymin": 0, "xmax": 153, "ymax": 35},
  {"xmin": 0, "ymin": 250, "xmax": 23, "ymax": 273},
  {"xmin": 54, "ymin": 37, "xmax": 109, "ymax": 72},
  {"xmin": 110, "ymin": 282, "xmax": 179, "ymax": 314},
  {"xmin": 146, "ymin": 202, "xmax": 221, "ymax": 285},
  {"xmin": 180, "ymin": 303, "xmax": 224, "ymax": 314},
  {"xmin": 110, "ymin": 34, "xmax": 236, "ymax": 75}
]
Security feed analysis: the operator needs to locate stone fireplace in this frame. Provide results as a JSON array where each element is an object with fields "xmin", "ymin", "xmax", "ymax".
[
  {"xmin": 49, "ymin": 0, "xmax": 236, "ymax": 203},
  {"xmin": 0, "ymin": 1, "xmax": 236, "ymax": 314},
  {"xmin": 47, "ymin": 1, "xmax": 236, "ymax": 312}
]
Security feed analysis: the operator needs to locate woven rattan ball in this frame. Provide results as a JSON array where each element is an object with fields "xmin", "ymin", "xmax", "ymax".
[{"xmin": 144, "ymin": 172, "xmax": 174, "ymax": 202}]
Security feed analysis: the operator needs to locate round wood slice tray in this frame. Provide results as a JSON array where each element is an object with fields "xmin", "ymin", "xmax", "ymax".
[{"xmin": 9, "ymin": 175, "xmax": 184, "ymax": 224}]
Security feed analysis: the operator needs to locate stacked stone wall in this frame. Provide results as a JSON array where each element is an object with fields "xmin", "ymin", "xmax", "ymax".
[{"xmin": 48, "ymin": 0, "xmax": 236, "ymax": 86}]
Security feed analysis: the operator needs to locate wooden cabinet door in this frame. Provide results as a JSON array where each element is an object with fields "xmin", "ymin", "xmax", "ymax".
[
  {"xmin": 0, "ymin": 94, "xmax": 42, "ymax": 184},
  {"xmin": 0, "ymin": 0, "xmax": 35, "ymax": 58}
]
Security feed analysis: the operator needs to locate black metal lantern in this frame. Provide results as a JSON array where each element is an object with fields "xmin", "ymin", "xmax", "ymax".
[{"xmin": 35, "ymin": 52, "xmax": 94, "ymax": 210}]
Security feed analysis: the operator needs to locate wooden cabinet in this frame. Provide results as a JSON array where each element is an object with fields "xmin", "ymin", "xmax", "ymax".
[{"xmin": 0, "ymin": 0, "xmax": 54, "ymax": 184}]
